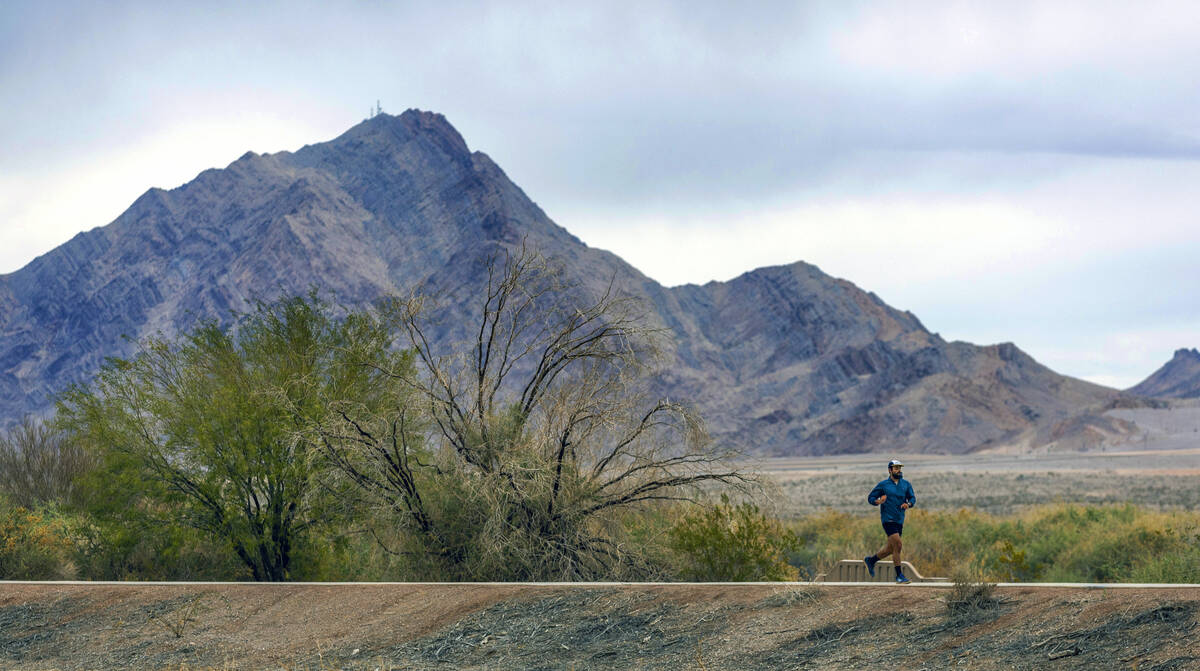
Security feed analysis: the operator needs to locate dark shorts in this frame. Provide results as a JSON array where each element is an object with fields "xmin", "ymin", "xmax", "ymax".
[{"xmin": 883, "ymin": 522, "xmax": 903, "ymax": 537}]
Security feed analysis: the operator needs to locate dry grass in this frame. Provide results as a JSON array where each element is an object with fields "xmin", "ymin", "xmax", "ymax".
[{"xmin": 772, "ymin": 470, "xmax": 1200, "ymax": 518}]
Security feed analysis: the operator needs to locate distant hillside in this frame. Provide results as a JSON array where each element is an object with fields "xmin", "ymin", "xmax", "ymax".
[
  {"xmin": 0, "ymin": 110, "xmax": 1130, "ymax": 454},
  {"xmin": 1128, "ymin": 348, "xmax": 1200, "ymax": 399}
]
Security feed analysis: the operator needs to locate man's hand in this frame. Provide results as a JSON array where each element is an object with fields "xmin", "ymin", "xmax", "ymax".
[
  {"xmin": 876, "ymin": 494, "xmax": 887, "ymax": 504},
  {"xmin": 900, "ymin": 503, "xmax": 909, "ymax": 510}
]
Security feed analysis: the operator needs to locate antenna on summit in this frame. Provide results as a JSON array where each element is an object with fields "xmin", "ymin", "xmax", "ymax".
[{"xmin": 370, "ymin": 100, "xmax": 383, "ymax": 118}]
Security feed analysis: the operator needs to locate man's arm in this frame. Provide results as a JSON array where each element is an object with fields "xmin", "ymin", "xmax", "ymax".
[
  {"xmin": 867, "ymin": 484, "xmax": 884, "ymax": 506},
  {"xmin": 904, "ymin": 481, "xmax": 915, "ymax": 508}
]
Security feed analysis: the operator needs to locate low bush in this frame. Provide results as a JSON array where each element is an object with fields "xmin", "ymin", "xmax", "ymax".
[
  {"xmin": 72, "ymin": 514, "xmax": 247, "ymax": 581},
  {"xmin": 1021, "ymin": 504, "xmax": 1187, "ymax": 582},
  {"xmin": 0, "ymin": 501, "xmax": 75, "ymax": 579},
  {"xmin": 1129, "ymin": 543, "xmax": 1200, "ymax": 583},
  {"xmin": 669, "ymin": 494, "xmax": 800, "ymax": 581}
]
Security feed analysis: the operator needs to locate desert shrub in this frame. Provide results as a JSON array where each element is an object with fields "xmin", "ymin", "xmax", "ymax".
[
  {"xmin": 669, "ymin": 494, "xmax": 800, "ymax": 581},
  {"xmin": 990, "ymin": 539, "xmax": 1042, "ymax": 582},
  {"xmin": 0, "ymin": 501, "xmax": 75, "ymax": 579},
  {"xmin": 621, "ymin": 504, "xmax": 676, "ymax": 568},
  {"xmin": 278, "ymin": 524, "xmax": 414, "ymax": 582},
  {"xmin": 900, "ymin": 508, "xmax": 1015, "ymax": 578},
  {"xmin": 1025, "ymin": 504, "xmax": 1184, "ymax": 582},
  {"xmin": 72, "ymin": 509, "xmax": 402, "ymax": 582},
  {"xmin": 0, "ymin": 417, "xmax": 93, "ymax": 508},
  {"xmin": 1130, "ymin": 539, "xmax": 1200, "ymax": 583},
  {"xmin": 73, "ymin": 518, "xmax": 247, "ymax": 581},
  {"xmin": 69, "ymin": 471, "xmax": 386, "ymax": 581},
  {"xmin": 788, "ymin": 510, "xmax": 876, "ymax": 577}
]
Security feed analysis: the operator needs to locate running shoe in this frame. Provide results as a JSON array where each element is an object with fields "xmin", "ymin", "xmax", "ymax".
[
  {"xmin": 895, "ymin": 572, "xmax": 911, "ymax": 584},
  {"xmin": 864, "ymin": 555, "xmax": 877, "ymax": 577}
]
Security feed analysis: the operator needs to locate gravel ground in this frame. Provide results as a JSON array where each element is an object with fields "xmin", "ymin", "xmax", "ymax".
[{"xmin": 1, "ymin": 583, "xmax": 1198, "ymax": 670}]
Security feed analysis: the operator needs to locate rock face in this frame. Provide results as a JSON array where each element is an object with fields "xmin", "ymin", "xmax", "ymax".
[
  {"xmin": 1128, "ymin": 348, "xmax": 1200, "ymax": 399},
  {"xmin": 0, "ymin": 110, "xmax": 1128, "ymax": 454}
]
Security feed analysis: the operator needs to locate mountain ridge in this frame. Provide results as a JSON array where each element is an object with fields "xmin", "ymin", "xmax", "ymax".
[
  {"xmin": 0, "ymin": 109, "xmax": 1134, "ymax": 454},
  {"xmin": 1128, "ymin": 347, "xmax": 1200, "ymax": 399}
]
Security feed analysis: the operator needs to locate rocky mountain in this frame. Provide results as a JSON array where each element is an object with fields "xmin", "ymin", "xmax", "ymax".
[
  {"xmin": 0, "ymin": 110, "xmax": 1134, "ymax": 454},
  {"xmin": 1128, "ymin": 348, "xmax": 1200, "ymax": 399}
]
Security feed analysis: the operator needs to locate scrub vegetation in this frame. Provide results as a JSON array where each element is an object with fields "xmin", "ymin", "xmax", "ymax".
[
  {"xmin": 5, "ymin": 465, "xmax": 1199, "ymax": 583},
  {"xmin": 788, "ymin": 504, "xmax": 1200, "ymax": 583},
  {"xmin": 1, "ymin": 248, "xmax": 771, "ymax": 583}
]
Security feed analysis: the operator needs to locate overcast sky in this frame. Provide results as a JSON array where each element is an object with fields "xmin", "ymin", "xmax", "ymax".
[{"xmin": 2, "ymin": 1, "xmax": 1198, "ymax": 388}]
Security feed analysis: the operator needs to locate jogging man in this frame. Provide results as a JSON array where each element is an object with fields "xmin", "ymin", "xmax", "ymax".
[{"xmin": 864, "ymin": 459, "xmax": 916, "ymax": 583}]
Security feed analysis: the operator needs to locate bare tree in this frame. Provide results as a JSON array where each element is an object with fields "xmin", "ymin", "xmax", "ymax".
[
  {"xmin": 316, "ymin": 245, "xmax": 747, "ymax": 580},
  {"xmin": 0, "ymin": 417, "xmax": 93, "ymax": 509}
]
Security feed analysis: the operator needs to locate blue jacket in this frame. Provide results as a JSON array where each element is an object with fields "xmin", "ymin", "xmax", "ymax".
[{"xmin": 868, "ymin": 476, "xmax": 916, "ymax": 525}]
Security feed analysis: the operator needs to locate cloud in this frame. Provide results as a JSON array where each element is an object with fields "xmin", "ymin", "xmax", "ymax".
[
  {"xmin": 828, "ymin": 2, "xmax": 1200, "ymax": 80},
  {"xmin": 2, "ymin": 0, "xmax": 1199, "ymax": 387},
  {"xmin": 573, "ymin": 191, "xmax": 1065, "ymax": 290},
  {"xmin": 566, "ymin": 147, "xmax": 1200, "ymax": 388},
  {"xmin": 1013, "ymin": 321, "xmax": 1200, "ymax": 390},
  {"xmin": 0, "ymin": 114, "xmax": 331, "ymax": 273}
]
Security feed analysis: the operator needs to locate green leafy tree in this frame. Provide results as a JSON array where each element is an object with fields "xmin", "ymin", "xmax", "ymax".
[
  {"xmin": 669, "ymin": 494, "xmax": 801, "ymax": 581},
  {"xmin": 58, "ymin": 293, "xmax": 386, "ymax": 581}
]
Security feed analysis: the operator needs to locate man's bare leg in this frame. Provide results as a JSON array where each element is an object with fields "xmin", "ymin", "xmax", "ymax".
[
  {"xmin": 889, "ymin": 533, "xmax": 903, "ymax": 576},
  {"xmin": 876, "ymin": 533, "xmax": 899, "ymax": 560}
]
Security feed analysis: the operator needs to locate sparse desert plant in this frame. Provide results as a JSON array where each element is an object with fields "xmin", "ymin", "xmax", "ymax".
[
  {"xmin": 944, "ymin": 565, "xmax": 1000, "ymax": 619},
  {"xmin": 148, "ymin": 595, "xmax": 210, "ymax": 639},
  {"xmin": 760, "ymin": 585, "xmax": 820, "ymax": 607}
]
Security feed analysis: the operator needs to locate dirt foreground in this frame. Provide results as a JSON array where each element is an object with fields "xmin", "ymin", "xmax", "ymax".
[{"xmin": 2, "ymin": 582, "xmax": 1198, "ymax": 670}]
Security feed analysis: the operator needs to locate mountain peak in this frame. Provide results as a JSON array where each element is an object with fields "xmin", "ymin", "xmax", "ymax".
[
  {"xmin": 1128, "ymin": 347, "xmax": 1200, "ymax": 399},
  {"xmin": 0, "ymin": 109, "xmax": 1125, "ymax": 455},
  {"xmin": 340, "ymin": 109, "xmax": 471, "ymax": 159}
]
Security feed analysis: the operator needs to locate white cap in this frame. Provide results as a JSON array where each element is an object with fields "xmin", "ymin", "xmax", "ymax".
[{"xmin": 888, "ymin": 459, "xmax": 903, "ymax": 467}]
